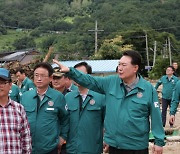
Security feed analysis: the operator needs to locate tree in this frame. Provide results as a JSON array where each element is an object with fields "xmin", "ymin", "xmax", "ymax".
[
  {"xmin": 13, "ymin": 36, "xmax": 36, "ymax": 50},
  {"xmin": 92, "ymin": 35, "xmax": 133, "ymax": 59}
]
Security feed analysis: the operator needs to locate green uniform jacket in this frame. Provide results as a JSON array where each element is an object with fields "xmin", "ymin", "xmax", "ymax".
[
  {"xmin": 21, "ymin": 87, "xmax": 69, "ymax": 154},
  {"xmin": 19, "ymin": 77, "xmax": 35, "ymax": 96},
  {"xmin": 67, "ymin": 67, "xmax": 165, "ymax": 150},
  {"xmin": 65, "ymin": 90, "xmax": 105, "ymax": 154},
  {"xmin": 9, "ymin": 83, "xmax": 20, "ymax": 103},
  {"xmin": 170, "ymin": 80, "xmax": 180, "ymax": 115},
  {"xmin": 70, "ymin": 84, "xmax": 78, "ymax": 91},
  {"xmin": 155, "ymin": 75, "xmax": 178, "ymax": 100}
]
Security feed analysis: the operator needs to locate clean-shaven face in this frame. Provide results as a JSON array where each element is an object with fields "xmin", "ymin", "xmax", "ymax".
[
  {"xmin": 0, "ymin": 79, "xmax": 12, "ymax": 98},
  {"xmin": 34, "ymin": 67, "xmax": 51, "ymax": 89},
  {"xmin": 52, "ymin": 76, "xmax": 66, "ymax": 90},
  {"xmin": 74, "ymin": 65, "xmax": 87, "ymax": 87},
  {"xmin": 117, "ymin": 56, "xmax": 138, "ymax": 83},
  {"xmin": 166, "ymin": 67, "xmax": 174, "ymax": 76}
]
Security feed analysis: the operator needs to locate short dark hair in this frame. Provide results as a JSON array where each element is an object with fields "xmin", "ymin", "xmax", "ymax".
[
  {"xmin": 15, "ymin": 68, "xmax": 26, "ymax": 74},
  {"xmin": 74, "ymin": 62, "xmax": 92, "ymax": 74},
  {"xmin": 34, "ymin": 62, "xmax": 54, "ymax": 76},
  {"xmin": 122, "ymin": 50, "xmax": 142, "ymax": 69},
  {"xmin": 167, "ymin": 66, "xmax": 175, "ymax": 72}
]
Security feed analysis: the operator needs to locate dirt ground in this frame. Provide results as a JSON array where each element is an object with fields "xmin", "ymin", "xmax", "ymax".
[{"xmin": 149, "ymin": 108, "xmax": 180, "ymax": 154}]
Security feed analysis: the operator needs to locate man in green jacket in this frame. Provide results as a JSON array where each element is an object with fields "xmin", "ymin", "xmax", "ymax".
[
  {"xmin": 15, "ymin": 68, "xmax": 35, "ymax": 96},
  {"xmin": 155, "ymin": 66, "xmax": 178, "ymax": 127},
  {"xmin": 21, "ymin": 62, "xmax": 69, "ymax": 154},
  {"xmin": 65, "ymin": 62, "xmax": 105, "ymax": 154},
  {"xmin": 53, "ymin": 50, "xmax": 165, "ymax": 154},
  {"xmin": 169, "ymin": 80, "xmax": 180, "ymax": 125},
  {"xmin": 9, "ymin": 83, "xmax": 20, "ymax": 103}
]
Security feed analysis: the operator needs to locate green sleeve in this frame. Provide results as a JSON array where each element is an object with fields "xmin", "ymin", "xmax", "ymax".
[
  {"xmin": 150, "ymin": 86, "xmax": 165, "ymax": 146},
  {"xmin": 170, "ymin": 81, "xmax": 180, "ymax": 115},
  {"xmin": 67, "ymin": 67, "xmax": 110, "ymax": 94}
]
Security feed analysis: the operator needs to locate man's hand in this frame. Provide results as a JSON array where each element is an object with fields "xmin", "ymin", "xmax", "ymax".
[
  {"xmin": 103, "ymin": 142, "xmax": 109, "ymax": 153},
  {"xmin": 57, "ymin": 137, "xmax": 66, "ymax": 154},
  {"xmin": 152, "ymin": 145, "xmax": 163, "ymax": 154},
  {"xmin": 169, "ymin": 115, "xmax": 175, "ymax": 125},
  {"xmin": 53, "ymin": 59, "xmax": 70, "ymax": 73}
]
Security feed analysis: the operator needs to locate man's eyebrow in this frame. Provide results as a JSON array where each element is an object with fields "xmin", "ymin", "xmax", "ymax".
[{"xmin": 118, "ymin": 62, "xmax": 127, "ymax": 64}]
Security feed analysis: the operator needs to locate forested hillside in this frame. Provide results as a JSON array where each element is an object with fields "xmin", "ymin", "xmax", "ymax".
[{"xmin": 0, "ymin": 0, "xmax": 180, "ymax": 76}]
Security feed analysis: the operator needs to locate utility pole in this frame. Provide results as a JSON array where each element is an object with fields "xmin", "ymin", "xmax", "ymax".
[
  {"xmin": 145, "ymin": 32, "xmax": 150, "ymax": 67},
  {"xmin": 168, "ymin": 37, "xmax": 172, "ymax": 65},
  {"xmin": 153, "ymin": 41, "xmax": 157, "ymax": 67},
  {"xmin": 88, "ymin": 20, "xmax": 104, "ymax": 54}
]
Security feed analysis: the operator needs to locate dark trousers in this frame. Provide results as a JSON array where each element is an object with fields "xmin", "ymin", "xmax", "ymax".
[
  {"xmin": 60, "ymin": 144, "xmax": 66, "ymax": 154},
  {"xmin": 109, "ymin": 146, "xmax": 148, "ymax": 154},
  {"xmin": 161, "ymin": 98, "xmax": 171, "ymax": 127},
  {"xmin": 46, "ymin": 147, "xmax": 58, "ymax": 154}
]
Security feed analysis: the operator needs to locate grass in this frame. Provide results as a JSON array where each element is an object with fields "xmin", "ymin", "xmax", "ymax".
[{"xmin": 0, "ymin": 29, "xmax": 27, "ymax": 52}]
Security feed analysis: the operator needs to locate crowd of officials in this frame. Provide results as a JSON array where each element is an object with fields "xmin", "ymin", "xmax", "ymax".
[{"xmin": 0, "ymin": 50, "xmax": 180, "ymax": 154}]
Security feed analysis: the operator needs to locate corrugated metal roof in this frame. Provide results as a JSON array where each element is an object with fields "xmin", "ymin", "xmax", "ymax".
[
  {"xmin": 0, "ymin": 50, "xmax": 40, "ymax": 62},
  {"xmin": 52, "ymin": 59, "xmax": 119, "ymax": 73},
  {"xmin": 2, "ymin": 51, "xmax": 25, "ymax": 59}
]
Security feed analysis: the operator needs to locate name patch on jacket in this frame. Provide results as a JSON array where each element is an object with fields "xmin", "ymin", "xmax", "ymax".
[
  {"xmin": 46, "ymin": 108, "xmax": 55, "ymax": 111},
  {"xmin": 154, "ymin": 102, "xmax": 159, "ymax": 108}
]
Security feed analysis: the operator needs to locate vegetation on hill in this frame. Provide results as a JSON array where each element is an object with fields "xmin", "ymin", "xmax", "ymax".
[{"xmin": 0, "ymin": 0, "xmax": 180, "ymax": 77}]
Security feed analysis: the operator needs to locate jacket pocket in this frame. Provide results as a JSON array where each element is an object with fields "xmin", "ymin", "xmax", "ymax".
[
  {"xmin": 24, "ymin": 107, "xmax": 36, "ymax": 127},
  {"xmin": 129, "ymin": 98, "xmax": 149, "ymax": 118},
  {"xmin": 44, "ymin": 108, "xmax": 58, "ymax": 120}
]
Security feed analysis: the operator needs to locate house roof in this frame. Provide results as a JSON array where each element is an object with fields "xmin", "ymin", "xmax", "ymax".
[
  {"xmin": 0, "ymin": 49, "xmax": 39, "ymax": 62},
  {"xmin": 52, "ymin": 59, "xmax": 119, "ymax": 73},
  {"xmin": 1, "ymin": 51, "xmax": 26, "ymax": 61}
]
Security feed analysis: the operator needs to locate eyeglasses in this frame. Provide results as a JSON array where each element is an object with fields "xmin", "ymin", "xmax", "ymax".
[
  {"xmin": 0, "ymin": 81, "xmax": 9, "ymax": 86},
  {"xmin": 34, "ymin": 74, "xmax": 49, "ymax": 79}
]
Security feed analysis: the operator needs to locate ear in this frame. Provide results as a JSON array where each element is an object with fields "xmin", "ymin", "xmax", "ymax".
[
  {"xmin": 49, "ymin": 75, "xmax": 53, "ymax": 82},
  {"xmin": 134, "ymin": 65, "xmax": 139, "ymax": 73},
  {"xmin": 9, "ymin": 82, "xmax": 12, "ymax": 89}
]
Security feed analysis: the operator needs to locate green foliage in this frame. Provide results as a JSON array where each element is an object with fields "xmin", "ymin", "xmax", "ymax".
[
  {"xmin": 0, "ymin": 27, "xmax": 7, "ymax": 35},
  {"xmin": 0, "ymin": 30, "xmax": 27, "ymax": 51},
  {"xmin": 39, "ymin": 35, "xmax": 57, "ymax": 50},
  {"xmin": 0, "ymin": 0, "xmax": 180, "ymax": 78},
  {"xmin": 92, "ymin": 35, "xmax": 133, "ymax": 59},
  {"xmin": 13, "ymin": 36, "xmax": 36, "ymax": 50},
  {"xmin": 148, "ymin": 56, "xmax": 170, "ymax": 79}
]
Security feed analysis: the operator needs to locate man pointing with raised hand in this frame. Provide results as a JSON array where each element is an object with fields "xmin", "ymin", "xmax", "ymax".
[{"xmin": 53, "ymin": 50, "xmax": 165, "ymax": 154}]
